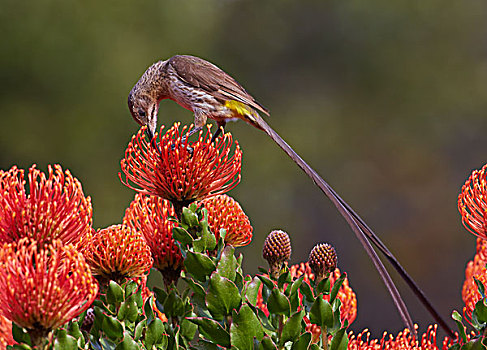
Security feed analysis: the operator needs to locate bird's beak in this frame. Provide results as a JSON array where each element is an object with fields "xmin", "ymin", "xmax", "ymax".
[
  {"xmin": 147, "ymin": 106, "xmax": 158, "ymax": 140},
  {"xmin": 145, "ymin": 127, "xmax": 154, "ymax": 140}
]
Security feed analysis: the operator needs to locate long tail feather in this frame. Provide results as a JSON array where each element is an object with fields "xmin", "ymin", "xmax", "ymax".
[{"xmin": 252, "ymin": 115, "xmax": 453, "ymax": 337}]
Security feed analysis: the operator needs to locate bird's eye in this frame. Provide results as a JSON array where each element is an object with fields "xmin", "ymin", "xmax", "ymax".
[{"xmin": 138, "ymin": 109, "xmax": 146, "ymax": 117}]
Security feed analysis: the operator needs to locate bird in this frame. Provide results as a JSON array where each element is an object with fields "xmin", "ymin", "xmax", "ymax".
[
  {"xmin": 127, "ymin": 55, "xmax": 453, "ymax": 337},
  {"xmin": 128, "ymin": 54, "xmax": 270, "ymax": 142}
]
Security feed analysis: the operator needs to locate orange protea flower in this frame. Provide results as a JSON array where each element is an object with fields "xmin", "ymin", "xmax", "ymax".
[
  {"xmin": 123, "ymin": 194, "xmax": 183, "ymax": 286},
  {"xmin": 462, "ymin": 238, "xmax": 487, "ymax": 320},
  {"xmin": 348, "ymin": 325, "xmax": 450, "ymax": 350},
  {"xmin": 0, "ymin": 315, "xmax": 15, "ymax": 349},
  {"xmin": 82, "ymin": 224, "xmax": 153, "ymax": 284},
  {"xmin": 458, "ymin": 164, "xmax": 487, "ymax": 240},
  {"xmin": 120, "ymin": 123, "xmax": 242, "ymax": 217},
  {"xmin": 0, "ymin": 238, "xmax": 98, "ymax": 346},
  {"xmin": 199, "ymin": 194, "xmax": 252, "ymax": 247},
  {"xmin": 0, "ymin": 164, "xmax": 92, "ymax": 247}
]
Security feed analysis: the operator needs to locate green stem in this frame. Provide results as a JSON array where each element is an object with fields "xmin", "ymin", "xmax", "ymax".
[
  {"xmin": 321, "ymin": 325, "xmax": 328, "ymax": 350},
  {"xmin": 278, "ymin": 315, "xmax": 284, "ymax": 349}
]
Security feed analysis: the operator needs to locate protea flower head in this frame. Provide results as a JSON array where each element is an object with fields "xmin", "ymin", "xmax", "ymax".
[
  {"xmin": 0, "ymin": 164, "xmax": 92, "ymax": 247},
  {"xmin": 458, "ymin": 164, "xmax": 487, "ymax": 240},
  {"xmin": 0, "ymin": 315, "xmax": 15, "ymax": 348},
  {"xmin": 262, "ymin": 230, "xmax": 291, "ymax": 278},
  {"xmin": 462, "ymin": 238, "xmax": 487, "ymax": 320},
  {"xmin": 123, "ymin": 193, "xmax": 183, "ymax": 287},
  {"xmin": 200, "ymin": 194, "xmax": 253, "ymax": 247},
  {"xmin": 0, "ymin": 238, "xmax": 98, "ymax": 347},
  {"xmin": 308, "ymin": 243, "xmax": 337, "ymax": 284},
  {"xmin": 82, "ymin": 224, "xmax": 153, "ymax": 285},
  {"xmin": 348, "ymin": 325, "xmax": 446, "ymax": 350},
  {"xmin": 120, "ymin": 123, "xmax": 242, "ymax": 217}
]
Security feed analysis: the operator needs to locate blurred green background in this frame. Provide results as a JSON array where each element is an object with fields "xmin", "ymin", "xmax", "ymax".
[{"xmin": 2, "ymin": 0, "xmax": 487, "ymax": 339}]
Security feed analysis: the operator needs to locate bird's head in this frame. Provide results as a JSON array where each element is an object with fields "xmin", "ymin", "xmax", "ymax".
[{"xmin": 128, "ymin": 91, "xmax": 159, "ymax": 139}]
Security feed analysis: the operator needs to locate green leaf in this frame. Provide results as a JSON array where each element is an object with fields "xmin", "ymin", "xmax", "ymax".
[
  {"xmin": 216, "ymin": 245, "xmax": 237, "ymax": 281},
  {"xmin": 206, "ymin": 273, "xmax": 242, "ymax": 319},
  {"xmin": 257, "ymin": 275, "xmax": 275, "ymax": 290},
  {"xmin": 299, "ymin": 282, "xmax": 314, "ymax": 303},
  {"xmin": 187, "ymin": 317, "xmax": 231, "ymax": 347},
  {"xmin": 199, "ymin": 218, "xmax": 217, "ymax": 251},
  {"xmin": 100, "ymin": 337, "xmax": 118, "ymax": 350},
  {"xmin": 195, "ymin": 339, "xmax": 219, "ymax": 350},
  {"xmin": 280, "ymin": 310, "xmax": 305, "ymax": 346},
  {"xmin": 134, "ymin": 319, "xmax": 146, "ymax": 341},
  {"xmin": 474, "ymin": 298, "xmax": 487, "ymax": 324},
  {"xmin": 163, "ymin": 290, "xmax": 185, "ymax": 318},
  {"xmin": 277, "ymin": 271, "xmax": 291, "ymax": 290},
  {"xmin": 267, "ymin": 289, "xmax": 291, "ymax": 316},
  {"xmin": 235, "ymin": 271, "xmax": 244, "ymax": 292},
  {"xmin": 291, "ymin": 332, "xmax": 312, "ymax": 350},
  {"xmin": 153, "ymin": 287, "xmax": 168, "ymax": 304},
  {"xmin": 309, "ymin": 295, "xmax": 333, "ymax": 328},
  {"xmin": 461, "ymin": 339, "xmax": 487, "ymax": 350},
  {"xmin": 330, "ymin": 328, "xmax": 349, "ymax": 350},
  {"xmin": 474, "ymin": 277, "xmax": 486, "ymax": 298},
  {"xmin": 452, "ymin": 310, "xmax": 467, "ymax": 343},
  {"xmin": 315, "ymin": 277, "xmax": 330, "ymax": 296},
  {"xmin": 54, "ymin": 330, "xmax": 77, "ymax": 350},
  {"xmin": 289, "ymin": 277, "xmax": 303, "ymax": 298},
  {"xmin": 183, "ymin": 277, "xmax": 206, "ymax": 297},
  {"xmin": 245, "ymin": 277, "xmax": 262, "ymax": 305},
  {"xmin": 115, "ymin": 332, "xmax": 139, "ymax": 350},
  {"xmin": 230, "ymin": 304, "xmax": 264, "ymax": 350},
  {"xmin": 145, "ymin": 318, "xmax": 165, "ymax": 348},
  {"xmin": 134, "ymin": 289, "xmax": 143, "ymax": 309},
  {"xmin": 118, "ymin": 296, "xmax": 138, "ymax": 323},
  {"xmin": 329, "ymin": 273, "xmax": 346, "ymax": 303},
  {"xmin": 143, "ymin": 296, "xmax": 155, "ymax": 324},
  {"xmin": 182, "ymin": 207, "xmax": 199, "ymax": 227},
  {"xmin": 107, "ymin": 281, "xmax": 124, "ymax": 304},
  {"xmin": 124, "ymin": 280, "xmax": 138, "ymax": 298},
  {"xmin": 91, "ymin": 306, "xmax": 105, "ymax": 337},
  {"xmin": 172, "ymin": 226, "xmax": 194, "ymax": 246},
  {"xmin": 180, "ymin": 317, "xmax": 198, "ymax": 341},
  {"xmin": 67, "ymin": 322, "xmax": 83, "ymax": 339},
  {"xmin": 102, "ymin": 315, "xmax": 124, "ymax": 341},
  {"xmin": 259, "ymin": 336, "xmax": 278, "ymax": 350},
  {"xmin": 184, "ymin": 251, "xmax": 217, "ymax": 282}
]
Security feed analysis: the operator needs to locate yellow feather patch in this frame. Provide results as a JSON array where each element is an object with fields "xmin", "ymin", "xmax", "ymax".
[{"xmin": 224, "ymin": 100, "xmax": 256, "ymax": 122}]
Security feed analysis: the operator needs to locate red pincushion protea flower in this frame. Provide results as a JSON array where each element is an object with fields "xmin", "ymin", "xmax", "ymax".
[
  {"xmin": 123, "ymin": 194, "xmax": 183, "ymax": 286},
  {"xmin": 0, "ymin": 315, "xmax": 15, "ymax": 348},
  {"xmin": 0, "ymin": 238, "xmax": 98, "ymax": 345},
  {"xmin": 200, "ymin": 194, "xmax": 252, "ymax": 247},
  {"xmin": 82, "ymin": 224, "xmax": 153, "ymax": 284},
  {"xmin": 0, "ymin": 164, "xmax": 92, "ymax": 247},
  {"xmin": 120, "ymin": 123, "xmax": 242, "ymax": 216},
  {"xmin": 348, "ymin": 325, "xmax": 451, "ymax": 350},
  {"xmin": 458, "ymin": 165, "xmax": 487, "ymax": 240},
  {"xmin": 462, "ymin": 238, "xmax": 487, "ymax": 320}
]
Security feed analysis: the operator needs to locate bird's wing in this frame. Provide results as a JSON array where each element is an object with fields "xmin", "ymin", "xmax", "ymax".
[{"xmin": 168, "ymin": 55, "xmax": 270, "ymax": 116}]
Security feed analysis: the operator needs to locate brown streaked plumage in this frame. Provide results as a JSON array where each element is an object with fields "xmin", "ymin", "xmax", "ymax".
[
  {"xmin": 126, "ymin": 56, "xmax": 454, "ymax": 337},
  {"xmin": 128, "ymin": 55, "xmax": 269, "ymax": 140}
]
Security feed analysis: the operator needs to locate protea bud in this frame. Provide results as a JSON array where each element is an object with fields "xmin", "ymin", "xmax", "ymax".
[
  {"xmin": 308, "ymin": 243, "xmax": 337, "ymax": 285},
  {"xmin": 262, "ymin": 230, "xmax": 291, "ymax": 279}
]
